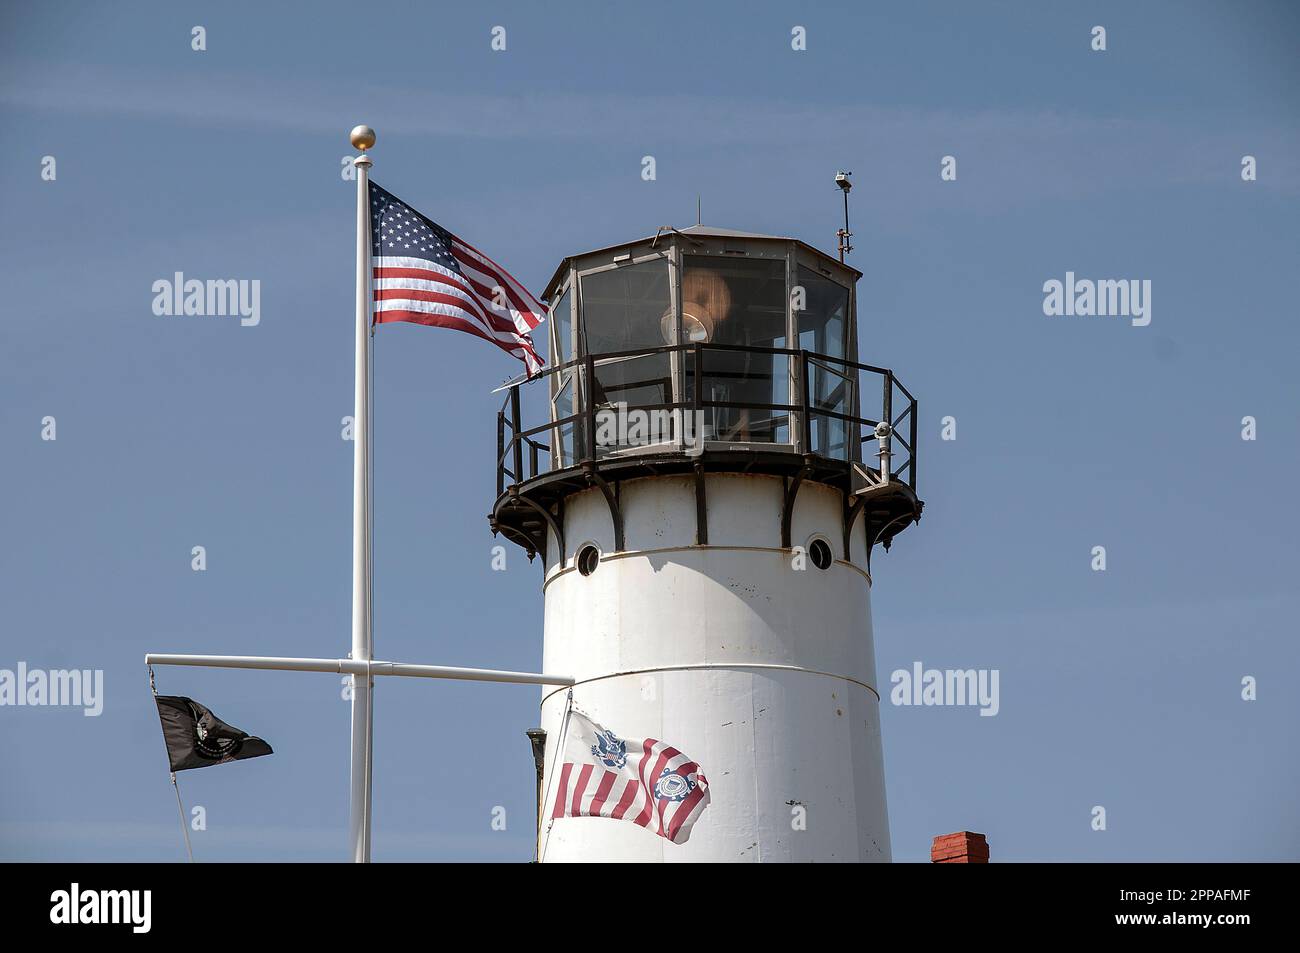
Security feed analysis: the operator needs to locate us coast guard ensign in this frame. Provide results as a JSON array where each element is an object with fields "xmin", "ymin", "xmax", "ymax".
[{"xmin": 549, "ymin": 711, "xmax": 710, "ymax": 844}]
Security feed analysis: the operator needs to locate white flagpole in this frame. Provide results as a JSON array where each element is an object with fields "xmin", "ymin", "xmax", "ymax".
[{"xmin": 348, "ymin": 124, "xmax": 376, "ymax": 863}]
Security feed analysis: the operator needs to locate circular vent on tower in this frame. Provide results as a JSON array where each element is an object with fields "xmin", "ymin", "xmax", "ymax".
[
  {"xmin": 576, "ymin": 544, "xmax": 601, "ymax": 576},
  {"xmin": 808, "ymin": 538, "xmax": 833, "ymax": 571}
]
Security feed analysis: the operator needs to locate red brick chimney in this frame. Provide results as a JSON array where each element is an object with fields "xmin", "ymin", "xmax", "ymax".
[{"xmin": 931, "ymin": 831, "xmax": 990, "ymax": 863}]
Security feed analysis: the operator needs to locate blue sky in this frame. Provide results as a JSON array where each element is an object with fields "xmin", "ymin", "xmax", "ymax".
[{"xmin": 1, "ymin": 0, "xmax": 1297, "ymax": 861}]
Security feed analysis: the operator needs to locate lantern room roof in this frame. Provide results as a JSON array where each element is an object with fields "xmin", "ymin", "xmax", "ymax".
[
  {"xmin": 541, "ymin": 224, "xmax": 861, "ymax": 303},
  {"xmin": 674, "ymin": 224, "xmax": 787, "ymax": 240}
]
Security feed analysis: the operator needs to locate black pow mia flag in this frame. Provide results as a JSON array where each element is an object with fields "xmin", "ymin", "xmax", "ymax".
[{"xmin": 154, "ymin": 695, "xmax": 273, "ymax": 772}]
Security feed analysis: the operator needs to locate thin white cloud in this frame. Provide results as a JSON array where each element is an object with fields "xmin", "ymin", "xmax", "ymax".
[{"xmin": 3, "ymin": 58, "xmax": 1296, "ymax": 202}]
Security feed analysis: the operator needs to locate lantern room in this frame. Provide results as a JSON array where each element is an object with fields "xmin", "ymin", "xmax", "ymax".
[{"xmin": 491, "ymin": 224, "xmax": 922, "ymax": 562}]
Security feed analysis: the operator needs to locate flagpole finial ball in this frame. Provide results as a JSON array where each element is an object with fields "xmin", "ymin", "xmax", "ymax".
[{"xmin": 350, "ymin": 125, "xmax": 376, "ymax": 151}]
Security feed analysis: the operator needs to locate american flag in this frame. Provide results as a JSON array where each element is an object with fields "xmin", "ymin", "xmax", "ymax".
[
  {"xmin": 549, "ymin": 710, "xmax": 710, "ymax": 845},
  {"xmin": 369, "ymin": 181, "xmax": 544, "ymax": 375}
]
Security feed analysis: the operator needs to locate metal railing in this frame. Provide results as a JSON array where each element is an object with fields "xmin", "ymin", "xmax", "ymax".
[{"xmin": 496, "ymin": 343, "xmax": 917, "ymax": 495}]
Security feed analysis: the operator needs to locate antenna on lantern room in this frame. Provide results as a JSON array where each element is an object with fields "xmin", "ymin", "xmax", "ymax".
[{"xmin": 835, "ymin": 170, "xmax": 853, "ymax": 262}]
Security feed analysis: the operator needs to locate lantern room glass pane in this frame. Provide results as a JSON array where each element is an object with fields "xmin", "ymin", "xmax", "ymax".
[
  {"xmin": 682, "ymin": 255, "xmax": 789, "ymax": 444},
  {"xmin": 551, "ymin": 371, "xmax": 577, "ymax": 467},
  {"xmin": 551, "ymin": 287, "xmax": 573, "ymax": 366},
  {"xmin": 797, "ymin": 266, "xmax": 852, "ymax": 458},
  {"xmin": 796, "ymin": 266, "xmax": 848, "ymax": 360},
  {"xmin": 580, "ymin": 258, "xmax": 673, "ymax": 414},
  {"xmin": 591, "ymin": 352, "xmax": 672, "ymax": 413},
  {"xmin": 580, "ymin": 259, "xmax": 672, "ymax": 353},
  {"xmin": 808, "ymin": 358, "xmax": 854, "ymax": 460}
]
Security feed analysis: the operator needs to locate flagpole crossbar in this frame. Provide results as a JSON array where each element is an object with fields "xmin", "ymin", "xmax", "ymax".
[{"xmin": 144, "ymin": 653, "xmax": 574, "ymax": 687}]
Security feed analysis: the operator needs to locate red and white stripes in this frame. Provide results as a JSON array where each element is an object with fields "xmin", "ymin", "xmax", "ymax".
[
  {"xmin": 549, "ymin": 710, "xmax": 710, "ymax": 845},
  {"xmin": 373, "ymin": 254, "xmax": 543, "ymax": 375}
]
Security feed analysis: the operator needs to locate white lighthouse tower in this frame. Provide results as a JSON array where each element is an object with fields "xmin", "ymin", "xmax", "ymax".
[{"xmin": 492, "ymin": 224, "xmax": 922, "ymax": 862}]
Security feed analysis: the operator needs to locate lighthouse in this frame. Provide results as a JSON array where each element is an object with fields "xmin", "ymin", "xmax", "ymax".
[{"xmin": 491, "ymin": 223, "xmax": 922, "ymax": 862}]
